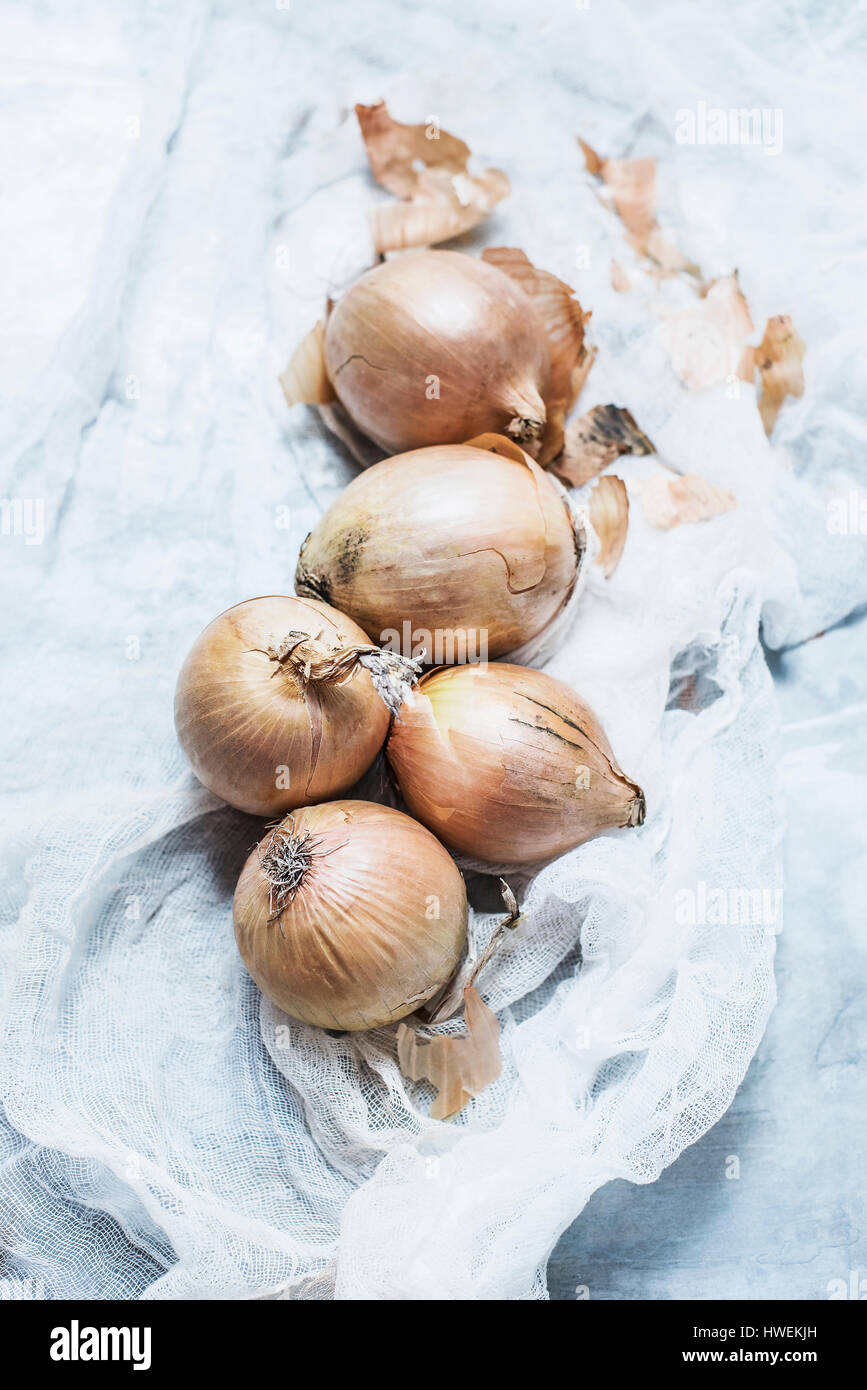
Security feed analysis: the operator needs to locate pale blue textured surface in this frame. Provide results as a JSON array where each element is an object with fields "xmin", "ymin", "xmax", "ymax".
[{"xmin": 550, "ymin": 609, "xmax": 867, "ymax": 1301}]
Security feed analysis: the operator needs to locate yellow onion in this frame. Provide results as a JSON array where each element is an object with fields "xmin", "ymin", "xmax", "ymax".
[
  {"xmin": 295, "ymin": 439, "xmax": 583, "ymax": 661},
  {"xmin": 386, "ymin": 663, "xmax": 645, "ymax": 865},
  {"xmin": 324, "ymin": 250, "xmax": 550, "ymax": 454},
  {"xmin": 174, "ymin": 596, "xmax": 419, "ymax": 816},
  {"xmin": 233, "ymin": 800, "xmax": 467, "ymax": 1030}
]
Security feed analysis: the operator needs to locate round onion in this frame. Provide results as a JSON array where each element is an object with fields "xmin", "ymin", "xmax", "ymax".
[
  {"xmin": 233, "ymin": 800, "xmax": 467, "ymax": 1030},
  {"xmin": 324, "ymin": 250, "xmax": 550, "ymax": 454},
  {"xmin": 296, "ymin": 440, "xmax": 583, "ymax": 661},
  {"xmin": 386, "ymin": 663, "xmax": 645, "ymax": 865},
  {"xmin": 174, "ymin": 595, "xmax": 419, "ymax": 816}
]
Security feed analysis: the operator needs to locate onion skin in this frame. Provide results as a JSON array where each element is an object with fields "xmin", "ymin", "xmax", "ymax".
[
  {"xmin": 174, "ymin": 596, "xmax": 391, "ymax": 816},
  {"xmin": 233, "ymin": 801, "xmax": 467, "ymax": 1030},
  {"xmin": 386, "ymin": 664, "xmax": 645, "ymax": 866},
  {"xmin": 324, "ymin": 250, "xmax": 550, "ymax": 455},
  {"xmin": 296, "ymin": 442, "xmax": 580, "ymax": 660}
]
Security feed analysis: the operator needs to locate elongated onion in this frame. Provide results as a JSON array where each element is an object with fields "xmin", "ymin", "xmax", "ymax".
[
  {"xmin": 295, "ymin": 440, "xmax": 583, "ymax": 661},
  {"xmin": 233, "ymin": 800, "xmax": 467, "ymax": 1030},
  {"xmin": 174, "ymin": 596, "xmax": 419, "ymax": 816},
  {"xmin": 324, "ymin": 250, "xmax": 550, "ymax": 454},
  {"xmin": 386, "ymin": 663, "xmax": 645, "ymax": 865}
]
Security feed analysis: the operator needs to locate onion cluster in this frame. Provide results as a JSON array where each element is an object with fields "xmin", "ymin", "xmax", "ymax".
[{"xmin": 174, "ymin": 245, "xmax": 645, "ymax": 1038}]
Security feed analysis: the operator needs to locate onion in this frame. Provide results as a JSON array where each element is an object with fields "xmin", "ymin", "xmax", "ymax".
[
  {"xmin": 295, "ymin": 439, "xmax": 583, "ymax": 661},
  {"xmin": 323, "ymin": 250, "xmax": 550, "ymax": 454},
  {"xmin": 233, "ymin": 800, "xmax": 468, "ymax": 1030},
  {"xmin": 174, "ymin": 596, "xmax": 419, "ymax": 816},
  {"xmin": 386, "ymin": 663, "xmax": 645, "ymax": 865}
]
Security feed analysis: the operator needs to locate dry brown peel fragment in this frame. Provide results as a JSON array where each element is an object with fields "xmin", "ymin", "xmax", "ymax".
[
  {"xmin": 463, "ymin": 432, "xmax": 533, "ymax": 465},
  {"xmin": 641, "ymin": 226, "xmax": 701, "ymax": 279},
  {"xmin": 279, "ymin": 319, "xmax": 384, "ymax": 466},
  {"xmin": 598, "ymin": 154, "xmax": 657, "ymax": 242},
  {"xmin": 572, "ymin": 342, "xmax": 598, "ymax": 398},
  {"xmin": 579, "ymin": 138, "xmax": 655, "ymax": 242},
  {"xmin": 357, "ymin": 101, "xmax": 509, "ymax": 253},
  {"xmin": 550, "ymin": 404, "xmax": 655, "ymax": 489},
  {"xmin": 642, "ymin": 472, "xmax": 738, "ymax": 530},
  {"xmin": 356, "ymin": 101, "xmax": 472, "ymax": 197},
  {"xmin": 397, "ymin": 987, "xmax": 501, "ymax": 1121},
  {"xmin": 370, "ymin": 167, "xmax": 509, "ymax": 254},
  {"xmin": 279, "ymin": 320, "xmax": 335, "ymax": 407},
  {"xmin": 659, "ymin": 273, "xmax": 755, "ymax": 390},
  {"xmin": 545, "ymin": 342, "xmax": 598, "ymax": 464},
  {"xmin": 743, "ymin": 315, "xmax": 806, "ymax": 435},
  {"xmin": 578, "ymin": 137, "xmax": 698, "ymax": 280},
  {"xmin": 481, "ymin": 246, "xmax": 594, "ymax": 463},
  {"xmin": 588, "ymin": 475, "xmax": 629, "ymax": 577},
  {"xmin": 577, "ymin": 137, "xmax": 604, "ymax": 177},
  {"xmin": 611, "ymin": 259, "xmax": 631, "ymax": 292}
]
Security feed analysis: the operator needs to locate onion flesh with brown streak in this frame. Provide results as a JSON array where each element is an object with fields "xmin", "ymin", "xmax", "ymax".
[
  {"xmin": 386, "ymin": 663, "xmax": 645, "ymax": 866},
  {"xmin": 174, "ymin": 596, "xmax": 419, "ymax": 817},
  {"xmin": 233, "ymin": 800, "xmax": 468, "ymax": 1031},
  {"xmin": 295, "ymin": 440, "xmax": 582, "ymax": 661},
  {"xmin": 323, "ymin": 250, "xmax": 550, "ymax": 455}
]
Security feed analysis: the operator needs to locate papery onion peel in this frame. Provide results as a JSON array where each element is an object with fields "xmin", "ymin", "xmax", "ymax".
[
  {"xmin": 397, "ymin": 986, "xmax": 501, "ymax": 1120},
  {"xmin": 356, "ymin": 100, "xmax": 509, "ymax": 253}
]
